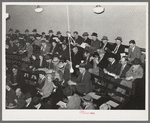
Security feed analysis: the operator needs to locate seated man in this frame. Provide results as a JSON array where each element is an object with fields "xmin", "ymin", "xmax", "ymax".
[
  {"xmin": 82, "ymin": 32, "xmax": 91, "ymax": 46},
  {"xmin": 101, "ymin": 36, "xmax": 112, "ymax": 54},
  {"xmin": 50, "ymin": 54, "xmax": 60, "ymax": 71},
  {"xmin": 59, "ymin": 42, "xmax": 69, "ymax": 62},
  {"xmin": 49, "ymin": 40, "xmax": 60, "ymax": 55},
  {"xmin": 14, "ymin": 88, "xmax": 26, "ymax": 109},
  {"xmin": 68, "ymin": 62, "xmax": 93, "ymax": 95},
  {"xmin": 23, "ymin": 93, "xmax": 34, "ymax": 109},
  {"xmin": 73, "ymin": 31, "xmax": 83, "ymax": 45},
  {"xmin": 116, "ymin": 58, "xmax": 143, "ymax": 96},
  {"xmin": 36, "ymin": 71, "xmax": 46, "ymax": 91},
  {"xmin": 111, "ymin": 37, "xmax": 125, "ymax": 61},
  {"xmin": 40, "ymin": 40, "xmax": 51, "ymax": 56},
  {"xmin": 37, "ymin": 70, "xmax": 54, "ymax": 103}
]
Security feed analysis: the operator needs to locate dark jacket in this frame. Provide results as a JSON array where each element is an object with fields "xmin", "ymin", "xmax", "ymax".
[
  {"xmin": 46, "ymin": 34, "xmax": 56, "ymax": 44},
  {"xmin": 16, "ymin": 93, "xmax": 26, "ymax": 109},
  {"xmin": 97, "ymin": 54, "xmax": 109, "ymax": 70},
  {"xmin": 74, "ymin": 35, "xmax": 83, "ymax": 45},
  {"xmin": 75, "ymin": 71, "xmax": 92, "ymax": 94},
  {"xmin": 72, "ymin": 51, "xmax": 83, "ymax": 67},
  {"xmin": 102, "ymin": 42, "xmax": 113, "ymax": 53},
  {"xmin": 90, "ymin": 39, "xmax": 103, "ymax": 53},
  {"xmin": 83, "ymin": 38, "xmax": 91, "ymax": 45},
  {"xmin": 60, "ymin": 47, "xmax": 70, "ymax": 61},
  {"xmin": 112, "ymin": 44, "xmax": 125, "ymax": 61}
]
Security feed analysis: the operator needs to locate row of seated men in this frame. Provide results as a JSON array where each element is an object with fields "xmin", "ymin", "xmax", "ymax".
[{"xmin": 6, "ymin": 28, "xmax": 144, "ymax": 108}]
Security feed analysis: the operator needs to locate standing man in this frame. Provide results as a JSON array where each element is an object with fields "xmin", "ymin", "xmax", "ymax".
[
  {"xmin": 47, "ymin": 30, "xmax": 55, "ymax": 44},
  {"xmin": 32, "ymin": 29, "xmax": 41, "ymax": 39},
  {"xmin": 73, "ymin": 31, "xmax": 83, "ymax": 45},
  {"xmin": 101, "ymin": 36, "xmax": 112, "ymax": 53},
  {"xmin": 127, "ymin": 40, "xmax": 141, "ymax": 62},
  {"xmin": 56, "ymin": 31, "xmax": 65, "ymax": 42}
]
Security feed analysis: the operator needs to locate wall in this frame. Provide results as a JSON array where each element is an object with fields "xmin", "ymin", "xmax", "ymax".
[{"xmin": 6, "ymin": 5, "xmax": 146, "ymax": 48}]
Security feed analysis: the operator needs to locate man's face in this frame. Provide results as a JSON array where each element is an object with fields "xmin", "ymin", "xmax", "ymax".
[
  {"xmin": 116, "ymin": 40, "xmax": 121, "ymax": 45},
  {"xmin": 12, "ymin": 68, "xmax": 17, "ymax": 74},
  {"xmin": 26, "ymin": 42, "xmax": 30, "ymax": 46},
  {"xmin": 92, "ymin": 36, "xmax": 97, "ymax": 41},
  {"xmin": 120, "ymin": 57, "xmax": 126, "ymax": 65},
  {"xmin": 47, "ymin": 74, "xmax": 52, "ymax": 82},
  {"xmin": 102, "ymin": 40, "xmax": 107, "ymax": 44},
  {"xmin": 57, "ymin": 34, "xmax": 61, "ymax": 38},
  {"xmin": 108, "ymin": 58, "xmax": 114, "ymax": 63},
  {"xmin": 33, "ymin": 32, "xmax": 36, "ymax": 35},
  {"xmin": 52, "ymin": 42, "xmax": 56, "ymax": 47},
  {"xmin": 49, "ymin": 33, "xmax": 53, "ymax": 36},
  {"xmin": 72, "ymin": 47, "xmax": 78, "ymax": 54},
  {"xmin": 83, "ymin": 36, "xmax": 88, "ymax": 40},
  {"xmin": 39, "ymin": 74, "xmax": 45, "ymax": 78},
  {"xmin": 25, "ymin": 32, "xmax": 29, "ymax": 35},
  {"xmin": 41, "ymin": 42, "xmax": 45, "ymax": 46},
  {"xmin": 79, "ymin": 68, "xmax": 85, "ymax": 74},
  {"xmin": 73, "ymin": 33, "xmax": 78, "ymax": 38},
  {"xmin": 15, "ymin": 89, "xmax": 21, "ymax": 96},
  {"xmin": 129, "ymin": 43, "xmax": 134, "ymax": 48},
  {"xmin": 26, "ymin": 97, "xmax": 32, "ymax": 103}
]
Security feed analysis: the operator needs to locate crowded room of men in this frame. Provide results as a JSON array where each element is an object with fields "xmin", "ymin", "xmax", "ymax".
[{"xmin": 5, "ymin": 5, "xmax": 146, "ymax": 110}]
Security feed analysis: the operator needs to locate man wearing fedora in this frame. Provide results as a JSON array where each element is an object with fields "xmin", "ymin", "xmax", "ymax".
[
  {"xmin": 32, "ymin": 29, "xmax": 41, "ymax": 39},
  {"xmin": 101, "ymin": 36, "xmax": 112, "ymax": 54},
  {"xmin": 112, "ymin": 36, "xmax": 125, "ymax": 61},
  {"xmin": 46, "ymin": 30, "xmax": 56, "ymax": 44},
  {"xmin": 23, "ymin": 29, "xmax": 31, "ymax": 43},
  {"xmin": 97, "ymin": 49, "xmax": 109, "ymax": 70},
  {"xmin": 68, "ymin": 62, "xmax": 93, "ymax": 95},
  {"xmin": 14, "ymin": 30, "xmax": 23, "ymax": 40},
  {"xmin": 89, "ymin": 32, "xmax": 103, "ymax": 53},
  {"xmin": 73, "ymin": 31, "xmax": 84, "ymax": 45},
  {"xmin": 116, "ymin": 58, "xmax": 143, "ymax": 96},
  {"xmin": 50, "ymin": 40, "xmax": 61, "ymax": 55},
  {"xmin": 56, "ymin": 31, "xmax": 65, "ymax": 42},
  {"xmin": 82, "ymin": 32, "xmax": 91, "ymax": 46},
  {"xmin": 127, "ymin": 40, "xmax": 141, "ymax": 62},
  {"xmin": 7, "ymin": 28, "xmax": 16, "ymax": 41},
  {"xmin": 81, "ymin": 95, "xmax": 95, "ymax": 109},
  {"xmin": 60, "ymin": 41, "xmax": 70, "ymax": 62}
]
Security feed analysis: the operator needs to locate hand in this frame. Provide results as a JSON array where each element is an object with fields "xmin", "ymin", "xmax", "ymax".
[
  {"xmin": 32, "ymin": 55, "xmax": 36, "ymax": 60},
  {"xmin": 14, "ymin": 99, "xmax": 18, "ymax": 103},
  {"xmin": 103, "ymin": 69, "xmax": 108, "ymax": 74},
  {"xmin": 125, "ymin": 77, "xmax": 133, "ymax": 81},
  {"xmin": 39, "ymin": 56, "xmax": 43, "ymax": 60},
  {"xmin": 114, "ymin": 75, "xmax": 120, "ymax": 79}
]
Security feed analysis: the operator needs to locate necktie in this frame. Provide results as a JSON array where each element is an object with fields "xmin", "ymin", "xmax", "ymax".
[
  {"xmin": 114, "ymin": 45, "xmax": 119, "ymax": 54},
  {"xmin": 119, "ymin": 65, "xmax": 124, "ymax": 76}
]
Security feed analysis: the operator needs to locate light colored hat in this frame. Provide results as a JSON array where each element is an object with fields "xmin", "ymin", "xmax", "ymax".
[{"xmin": 99, "ymin": 103, "xmax": 111, "ymax": 110}]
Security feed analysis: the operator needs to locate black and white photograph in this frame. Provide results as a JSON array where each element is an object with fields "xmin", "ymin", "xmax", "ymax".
[{"xmin": 2, "ymin": 2, "xmax": 148, "ymax": 121}]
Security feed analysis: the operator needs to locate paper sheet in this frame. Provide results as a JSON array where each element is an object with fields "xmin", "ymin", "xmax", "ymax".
[
  {"xmin": 87, "ymin": 92, "xmax": 101, "ymax": 100},
  {"xmin": 106, "ymin": 100, "xmax": 119, "ymax": 108}
]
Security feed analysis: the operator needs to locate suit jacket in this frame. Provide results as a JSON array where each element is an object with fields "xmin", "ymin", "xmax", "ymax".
[
  {"xmin": 90, "ymin": 39, "xmax": 103, "ymax": 53},
  {"xmin": 128, "ymin": 46, "xmax": 141, "ymax": 62},
  {"xmin": 72, "ymin": 51, "xmax": 83, "ymax": 67},
  {"xmin": 50, "ymin": 44, "xmax": 60, "ymax": 54},
  {"xmin": 112, "ymin": 44, "xmax": 125, "ymax": 61},
  {"xmin": 40, "ymin": 44, "xmax": 51, "ymax": 56},
  {"xmin": 60, "ymin": 47, "xmax": 70, "ymax": 61},
  {"xmin": 16, "ymin": 93, "xmax": 26, "ymax": 109},
  {"xmin": 58, "ymin": 35, "xmax": 65, "ymax": 42},
  {"xmin": 7, "ymin": 43, "xmax": 18, "ymax": 53},
  {"xmin": 97, "ymin": 54, "xmax": 109, "ymax": 70},
  {"xmin": 125, "ymin": 65, "xmax": 143, "ymax": 80},
  {"xmin": 83, "ymin": 38, "xmax": 91, "ymax": 45},
  {"xmin": 23, "ymin": 34, "xmax": 31, "ymax": 42},
  {"xmin": 25, "ymin": 44, "xmax": 33, "ymax": 58},
  {"xmin": 102, "ymin": 42, "xmax": 113, "ymax": 53},
  {"xmin": 119, "ymin": 64, "xmax": 131, "ymax": 78},
  {"xmin": 74, "ymin": 35, "xmax": 83, "ymax": 45},
  {"xmin": 46, "ymin": 34, "xmax": 56, "ymax": 44},
  {"xmin": 106, "ymin": 61, "xmax": 120, "ymax": 75},
  {"xmin": 75, "ymin": 71, "xmax": 92, "ymax": 94}
]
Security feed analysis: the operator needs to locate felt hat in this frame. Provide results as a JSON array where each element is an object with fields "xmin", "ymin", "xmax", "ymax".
[
  {"xmin": 79, "ymin": 62, "xmax": 86, "ymax": 68},
  {"xmin": 41, "ymin": 40, "xmax": 46, "ymax": 43},
  {"xmin": 9, "ymin": 28, "xmax": 13, "ymax": 32},
  {"xmin": 82, "ymin": 32, "xmax": 89, "ymax": 36},
  {"xmin": 49, "ymin": 30, "xmax": 53, "ymax": 33},
  {"xmin": 91, "ymin": 32, "xmax": 98, "ymax": 37},
  {"xmin": 115, "ymin": 36, "xmax": 122, "ymax": 42},
  {"xmin": 56, "ymin": 31, "xmax": 61, "ymax": 35},
  {"xmin": 15, "ymin": 30, "xmax": 20, "ymax": 33},
  {"xmin": 101, "ymin": 36, "xmax": 108, "ymax": 40},
  {"xmin": 32, "ymin": 29, "xmax": 37, "ymax": 32},
  {"xmin": 42, "ymin": 32, "xmax": 45, "ymax": 35},
  {"xmin": 25, "ymin": 29, "xmax": 29, "ymax": 32},
  {"xmin": 132, "ymin": 58, "xmax": 141, "ymax": 65}
]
